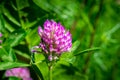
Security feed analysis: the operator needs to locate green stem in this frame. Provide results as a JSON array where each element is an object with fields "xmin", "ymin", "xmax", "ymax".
[{"xmin": 49, "ymin": 65, "xmax": 52, "ymax": 80}]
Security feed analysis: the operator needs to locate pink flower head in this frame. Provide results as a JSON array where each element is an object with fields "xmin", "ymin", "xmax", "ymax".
[
  {"xmin": 0, "ymin": 32, "xmax": 2, "ymax": 46},
  {"xmin": 0, "ymin": 32, "xmax": 2, "ymax": 37},
  {"xmin": 37, "ymin": 20, "xmax": 72, "ymax": 61},
  {"xmin": 5, "ymin": 67, "xmax": 32, "ymax": 80}
]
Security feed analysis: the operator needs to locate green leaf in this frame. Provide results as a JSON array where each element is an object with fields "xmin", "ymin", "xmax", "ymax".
[
  {"xmin": 4, "ymin": 19, "xmax": 15, "ymax": 32},
  {"xmin": 36, "ymin": 61, "xmax": 49, "ymax": 80},
  {"xmin": 0, "ymin": 48, "xmax": 9, "ymax": 61},
  {"xmin": 15, "ymin": 49, "xmax": 30, "ymax": 59},
  {"xmin": 35, "ymin": 54, "xmax": 48, "ymax": 80},
  {"xmin": 8, "ymin": 48, "xmax": 17, "ymax": 62},
  {"xmin": 0, "ymin": 46, "xmax": 17, "ymax": 62},
  {"xmin": 2, "ymin": 7, "xmax": 21, "ymax": 26},
  {"xmin": 0, "ymin": 13, "xmax": 5, "ymax": 31},
  {"xmin": 0, "ymin": 62, "xmax": 29, "ymax": 70},
  {"xmin": 74, "ymin": 47, "xmax": 100, "ymax": 56},
  {"xmin": 34, "ymin": 53, "xmax": 45, "ymax": 62},
  {"xmin": 58, "ymin": 40, "xmax": 80, "ymax": 64},
  {"xmin": 71, "ymin": 40, "xmax": 80, "ymax": 52},
  {"xmin": 25, "ymin": 18, "xmax": 40, "ymax": 29},
  {"xmin": 4, "ymin": 29, "xmax": 26, "ymax": 47},
  {"xmin": 31, "ymin": 63, "xmax": 44, "ymax": 80},
  {"xmin": 31, "ymin": 53, "xmax": 42, "ymax": 80},
  {"xmin": 31, "ymin": 53, "xmax": 48, "ymax": 80},
  {"xmin": 10, "ymin": 1, "xmax": 17, "ymax": 11},
  {"xmin": 9, "ymin": 77, "xmax": 21, "ymax": 80},
  {"xmin": 33, "ymin": 0, "xmax": 52, "ymax": 12},
  {"xmin": 16, "ymin": 0, "xmax": 29, "ymax": 10},
  {"xmin": 60, "ymin": 52, "xmax": 76, "ymax": 64},
  {"xmin": 26, "ymin": 27, "xmax": 40, "ymax": 47}
]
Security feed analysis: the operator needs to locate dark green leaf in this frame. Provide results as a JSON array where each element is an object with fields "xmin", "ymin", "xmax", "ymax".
[
  {"xmin": 31, "ymin": 53, "xmax": 48, "ymax": 80},
  {"xmin": 36, "ymin": 61, "xmax": 49, "ymax": 80},
  {"xmin": 16, "ymin": 0, "xmax": 29, "ymax": 10},
  {"xmin": 33, "ymin": 0, "xmax": 52, "ymax": 12},
  {"xmin": 0, "ymin": 13, "xmax": 5, "ymax": 31},
  {"xmin": 31, "ymin": 63, "xmax": 44, "ymax": 80},
  {"xmin": 2, "ymin": 7, "xmax": 21, "ymax": 26}
]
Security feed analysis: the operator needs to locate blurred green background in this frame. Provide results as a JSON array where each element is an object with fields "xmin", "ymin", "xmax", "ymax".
[{"xmin": 0, "ymin": 0, "xmax": 120, "ymax": 80}]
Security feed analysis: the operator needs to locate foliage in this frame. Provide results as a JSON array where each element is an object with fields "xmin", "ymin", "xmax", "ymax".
[{"xmin": 0, "ymin": 0, "xmax": 120, "ymax": 80}]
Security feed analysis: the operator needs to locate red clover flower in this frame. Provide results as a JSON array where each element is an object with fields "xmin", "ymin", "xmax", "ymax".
[
  {"xmin": 0, "ymin": 32, "xmax": 2, "ymax": 37},
  {"xmin": 5, "ymin": 67, "xmax": 32, "ymax": 80},
  {"xmin": 32, "ymin": 20, "xmax": 72, "ymax": 61},
  {"xmin": 0, "ymin": 32, "xmax": 2, "ymax": 48}
]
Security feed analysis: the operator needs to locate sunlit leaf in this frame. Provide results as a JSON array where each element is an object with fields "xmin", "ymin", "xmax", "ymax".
[
  {"xmin": 0, "ymin": 62, "xmax": 29, "ymax": 70},
  {"xmin": 74, "ymin": 47, "xmax": 100, "ymax": 56},
  {"xmin": 8, "ymin": 48, "xmax": 17, "ymax": 62},
  {"xmin": 25, "ymin": 18, "xmax": 40, "ymax": 29},
  {"xmin": 14, "ymin": 49, "xmax": 30, "ymax": 59},
  {"xmin": 4, "ymin": 29, "xmax": 26, "ymax": 47},
  {"xmin": 0, "ymin": 46, "xmax": 16, "ymax": 62},
  {"xmin": 26, "ymin": 27, "xmax": 40, "ymax": 47},
  {"xmin": 71, "ymin": 40, "xmax": 80, "ymax": 52},
  {"xmin": 9, "ymin": 77, "xmax": 21, "ymax": 80},
  {"xmin": 60, "ymin": 52, "xmax": 76, "ymax": 64},
  {"xmin": 4, "ymin": 19, "xmax": 15, "ymax": 32}
]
